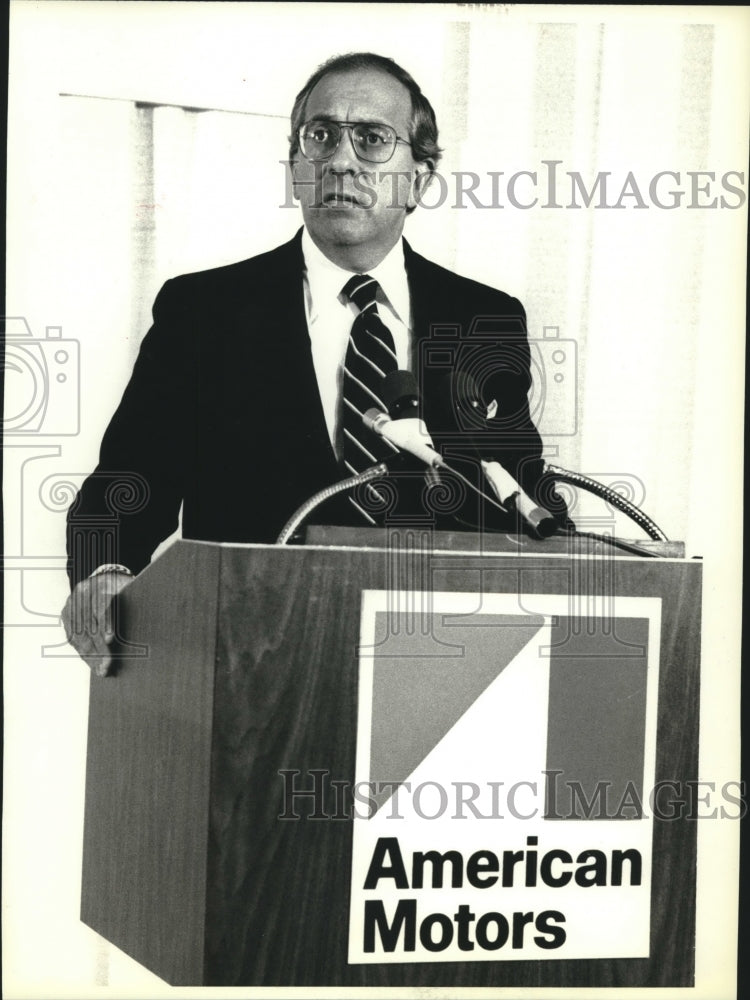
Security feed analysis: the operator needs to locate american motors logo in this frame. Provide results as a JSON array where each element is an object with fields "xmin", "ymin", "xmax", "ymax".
[{"xmin": 348, "ymin": 590, "xmax": 661, "ymax": 963}]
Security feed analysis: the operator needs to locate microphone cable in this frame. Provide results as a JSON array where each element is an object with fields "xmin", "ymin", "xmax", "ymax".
[{"xmin": 553, "ymin": 526, "xmax": 660, "ymax": 559}]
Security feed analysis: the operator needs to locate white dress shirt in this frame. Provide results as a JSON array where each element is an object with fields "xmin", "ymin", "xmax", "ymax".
[{"xmin": 301, "ymin": 228, "xmax": 412, "ymax": 457}]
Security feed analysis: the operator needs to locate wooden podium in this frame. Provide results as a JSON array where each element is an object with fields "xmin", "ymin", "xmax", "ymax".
[{"xmin": 81, "ymin": 534, "xmax": 701, "ymax": 986}]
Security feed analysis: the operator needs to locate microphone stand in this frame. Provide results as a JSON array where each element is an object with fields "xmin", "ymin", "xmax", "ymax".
[{"xmin": 276, "ymin": 463, "xmax": 389, "ymax": 545}]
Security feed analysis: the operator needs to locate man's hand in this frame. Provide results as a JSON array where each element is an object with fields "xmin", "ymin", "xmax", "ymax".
[{"xmin": 61, "ymin": 568, "xmax": 133, "ymax": 677}]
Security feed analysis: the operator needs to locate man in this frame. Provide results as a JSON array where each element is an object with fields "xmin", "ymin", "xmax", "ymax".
[{"xmin": 62, "ymin": 52, "xmax": 563, "ymax": 675}]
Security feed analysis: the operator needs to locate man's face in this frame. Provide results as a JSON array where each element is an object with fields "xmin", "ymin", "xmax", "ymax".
[{"xmin": 292, "ymin": 68, "xmax": 430, "ymax": 269}]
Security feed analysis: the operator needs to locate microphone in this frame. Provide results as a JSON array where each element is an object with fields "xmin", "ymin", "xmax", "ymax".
[
  {"xmin": 380, "ymin": 370, "xmax": 420, "ymax": 420},
  {"xmin": 363, "ymin": 409, "xmax": 445, "ymax": 469},
  {"xmin": 438, "ymin": 371, "xmax": 558, "ymax": 538},
  {"xmin": 480, "ymin": 460, "xmax": 558, "ymax": 538},
  {"xmin": 363, "ymin": 370, "xmax": 445, "ymax": 469}
]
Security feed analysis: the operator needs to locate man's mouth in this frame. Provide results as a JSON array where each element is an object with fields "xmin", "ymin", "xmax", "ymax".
[{"xmin": 322, "ymin": 192, "xmax": 362, "ymax": 207}]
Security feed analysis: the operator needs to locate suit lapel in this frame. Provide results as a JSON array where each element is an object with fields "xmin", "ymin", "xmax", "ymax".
[
  {"xmin": 403, "ymin": 239, "xmax": 454, "ymax": 411},
  {"xmin": 231, "ymin": 230, "xmax": 339, "ymax": 478}
]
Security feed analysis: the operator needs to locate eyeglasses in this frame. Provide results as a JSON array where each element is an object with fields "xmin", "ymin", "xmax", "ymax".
[{"xmin": 298, "ymin": 120, "xmax": 412, "ymax": 164}]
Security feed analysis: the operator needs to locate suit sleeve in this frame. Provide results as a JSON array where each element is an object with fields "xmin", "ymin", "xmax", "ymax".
[{"xmin": 66, "ymin": 279, "xmax": 194, "ymax": 586}]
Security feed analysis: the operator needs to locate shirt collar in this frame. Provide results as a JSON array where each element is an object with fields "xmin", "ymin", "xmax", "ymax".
[{"xmin": 301, "ymin": 227, "xmax": 410, "ymax": 324}]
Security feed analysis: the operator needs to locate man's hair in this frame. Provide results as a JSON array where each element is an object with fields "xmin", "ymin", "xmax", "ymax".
[{"xmin": 288, "ymin": 52, "xmax": 442, "ymax": 168}]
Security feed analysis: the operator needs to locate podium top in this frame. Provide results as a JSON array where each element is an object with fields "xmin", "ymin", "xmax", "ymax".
[{"xmin": 303, "ymin": 525, "xmax": 686, "ymax": 559}]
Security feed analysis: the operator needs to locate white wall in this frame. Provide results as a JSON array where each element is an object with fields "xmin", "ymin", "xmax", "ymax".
[{"xmin": 4, "ymin": 3, "xmax": 748, "ymax": 996}]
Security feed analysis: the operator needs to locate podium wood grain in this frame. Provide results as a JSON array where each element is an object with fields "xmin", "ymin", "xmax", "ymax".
[{"xmin": 81, "ymin": 539, "xmax": 701, "ymax": 986}]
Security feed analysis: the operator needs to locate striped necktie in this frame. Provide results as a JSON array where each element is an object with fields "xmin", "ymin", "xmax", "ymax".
[{"xmin": 341, "ymin": 273, "xmax": 399, "ymax": 522}]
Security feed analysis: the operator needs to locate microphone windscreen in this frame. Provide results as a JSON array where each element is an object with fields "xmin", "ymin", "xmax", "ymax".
[{"xmin": 381, "ymin": 370, "xmax": 420, "ymax": 420}]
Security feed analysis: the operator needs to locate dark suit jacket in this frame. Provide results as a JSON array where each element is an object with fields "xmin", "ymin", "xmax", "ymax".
[{"xmin": 67, "ymin": 230, "xmax": 560, "ymax": 585}]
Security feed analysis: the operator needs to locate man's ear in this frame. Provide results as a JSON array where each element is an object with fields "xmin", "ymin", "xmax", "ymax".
[
  {"xmin": 407, "ymin": 161, "xmax": 436, "ymax": 211},
  {"xmin": 291, "ymin": 157, "xmax": 325, "ymax": 205},
  {"xmin": 289, "ymin": 158, "xmax": 302, "ymax": 202}
]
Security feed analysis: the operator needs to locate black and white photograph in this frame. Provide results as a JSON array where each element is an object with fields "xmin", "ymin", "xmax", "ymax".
[{"xmin": 3, "ymin": 2, "xmax": 747, "ymax": 997}]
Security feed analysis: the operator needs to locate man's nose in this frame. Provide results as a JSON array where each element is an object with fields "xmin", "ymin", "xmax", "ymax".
[{"xmin": 328, "ymin": 126, "xmax": 360, "ymax": 171}]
